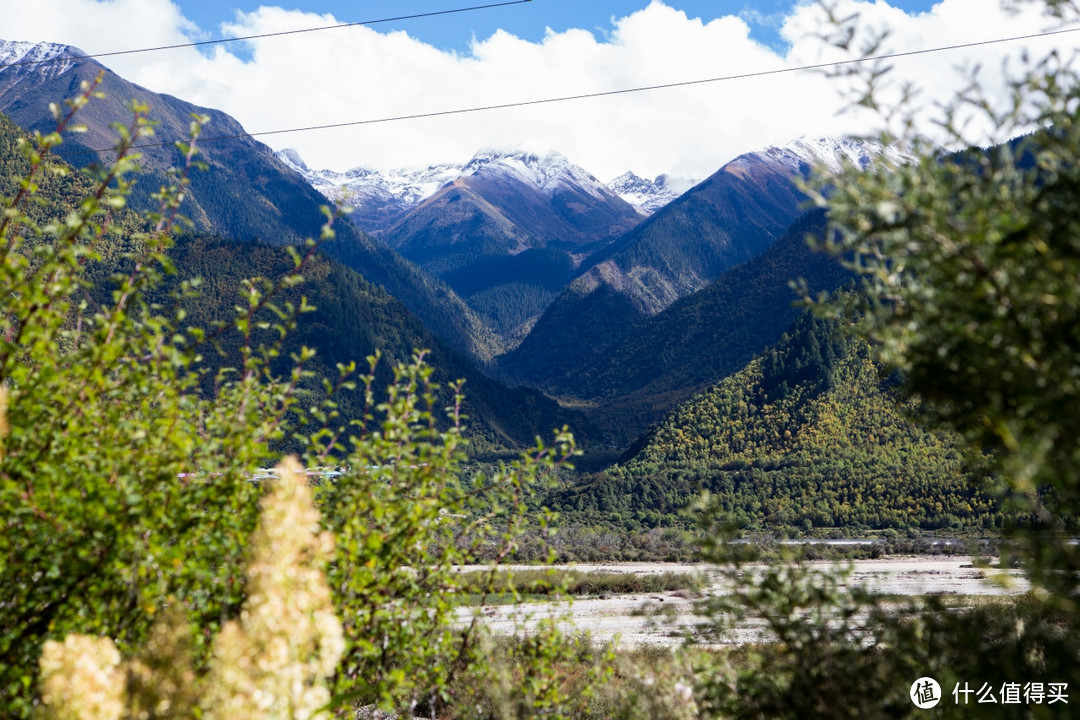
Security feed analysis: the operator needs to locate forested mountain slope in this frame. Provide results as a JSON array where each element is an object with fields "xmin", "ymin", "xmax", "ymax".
[
  {"xmin": 500, "ymin": 139, "xmax": 903, "ymax": 391},
  {"xmin": 498, "ymin": 145, "xmax": 817, "ymax": 385},
  {"xmin": 551, "ymin": 312, "xmax": 1000, "ymax": 533},
  {"xmin": 0, "ymin": 110, "xmax": 578, "ymax": 452},
  {"xmin": 0, "ymin": 39, "xmax": 499, "ymax": 363},
  {"xmin": 569, "ymin": 211, "xmax": 847, "ymax": 403},
  {"xmin": 161, "ymin": 236, "xmax": 577, "ymax": 452},
  {"xmin": 505, "ymin": 210, "xmax": 853, "ymax": 445}
]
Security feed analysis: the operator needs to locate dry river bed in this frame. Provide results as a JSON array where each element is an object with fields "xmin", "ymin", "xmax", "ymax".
[{"xmin": 454, "ymin": 557, "xmax": 1029, "ymax": 647}]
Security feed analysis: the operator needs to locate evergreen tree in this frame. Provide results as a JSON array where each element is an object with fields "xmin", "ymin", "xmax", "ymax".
[{"xmin": 696, "ymin": 2, "xmax": 1080, "ymax": 717}]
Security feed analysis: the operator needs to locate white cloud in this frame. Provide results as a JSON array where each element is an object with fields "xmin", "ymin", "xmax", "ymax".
[
  {"xmin": 781, "ymin": 0, "xmax": 1069, "ymax": 146},
  {"xmin": 0, "ymin": 0, "xmax": 1074, "ymax": 179},
  {"xmin": 0, "ymin": 0, "xmax": 197, "ymax": 53}
]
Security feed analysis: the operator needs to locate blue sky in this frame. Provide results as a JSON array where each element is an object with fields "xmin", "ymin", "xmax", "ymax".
[
  {"xmin": 176, "ymin": 0, "xmax": 942, "ymax": 53},
  {"xmin": 0, "ymin": 0, "xmax": 1068, "ymax": 177}
]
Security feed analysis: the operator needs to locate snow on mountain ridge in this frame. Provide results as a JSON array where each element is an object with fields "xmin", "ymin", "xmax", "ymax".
[
  {"xmin": 462, "ymin": 149, "xmax": 610, "ymax": 201},
  {"xmin": 275, "ymin": 148, "xmax": 310, "ymax": 173},
  {"xmin": 379, "ymin": 164, "xmax": 462, "ymax": 204},
  {"xmin": 274, "ymin": 148, "xmax": 460, "ymax": 206},
  {"xmin": 276, "ymin": 138, "xmax": 915, "ymax": 228},
  {"xmin": 738, "ymin": 136, "xmax": 913, "ymax": 176},
  {"xmin": 609, "ymin": 172, "xmax": 697, "ymax": 214},
  {"xmin": 277, "ymin": 147, "xmax": 620, "ymax": 213},
  {"xmin": 0, "ymin": 39, "xmax": 78, "ymax": 82}
]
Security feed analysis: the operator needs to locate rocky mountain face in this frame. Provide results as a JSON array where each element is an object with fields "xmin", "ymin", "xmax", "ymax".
[
  {"xmin": 565, "ymin": 143, "xmax": 815, "ymax": 317},
  {"xmin": 607, "ymin": 171, "xmax": 697, "ymax": 214},
  {"xmin": 437, "ymin": 149, "xmax": 645, "ymax": 251},
  {"xmin": 274, "ymin": 149, "xmax": 461, "ymax": 234},
  {"xmin": 369, "ymin": 149, "xmax": 645, "ymax": 342},
  {"xmin": 0, "ymin": 40, "xmax": 80, "ymax": 96}
]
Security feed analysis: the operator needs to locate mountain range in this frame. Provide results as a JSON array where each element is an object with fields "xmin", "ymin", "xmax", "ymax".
[
  {"xmin": 0, "ymin": 39, "xmax": 582, "ymax": 449},
  {"xmin": 282, "ymin": 147, "xmax": 648, "ymax": 341},
  {"xmin": 494, "ymin": 138, "xmax": 891, "ymax": 399},
  {"xmin": 276, "ymin": 147, "xmax": 696, "ymax": 225},
  {"xmin": 1, "ymin": 35, "xmax": 954, "ymax": 527},
  {"xmin": 273, "ymin": 148, "xmax": 463, "ymax": 235},
  {"xmin": 280, "ymin": 132, "xmax": 889, "ymax": 361},
  {"xmin": 379, "ymin": 149, "xmax": 644, "ymax": 341},
  {"xmin": 0, "ymin": 39, "xmax": 504, "ymax": 364}
]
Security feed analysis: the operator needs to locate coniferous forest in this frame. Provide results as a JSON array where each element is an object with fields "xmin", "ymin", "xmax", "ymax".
[{"xmin": 552, "ymin": 312, "xmax": 1001, "ymax": 534}]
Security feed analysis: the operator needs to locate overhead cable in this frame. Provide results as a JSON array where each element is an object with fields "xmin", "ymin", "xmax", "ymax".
[
  {"xmin": 75, "ymin": 23, "xmax": 1080, "ymax": 155},
  {"xmin": 0, "ymin": 0, "xmax": 533, "ymax": 69}
]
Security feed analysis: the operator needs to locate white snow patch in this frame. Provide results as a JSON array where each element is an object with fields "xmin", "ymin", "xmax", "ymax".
[
  {"xmin": 609, "ymin": 171, "xmax": 698, "ymax": 214},
  {"xmin": 277, "ymin": 146, "xmax": 623, "ymax": 212},
  {"xmin": 727, "ymin": 136, "xmax": 914, "ymax": 178},
  {"xmin": 463, "ymin": 149, "xmax": 611, "ymax": 201},
  {"xmin": 0, "ymin": 39, "xmax": 78, "ymax": 82},
  {"xmin": 274, "ymin": 148, "xmax": 460, "ymax": 207}
]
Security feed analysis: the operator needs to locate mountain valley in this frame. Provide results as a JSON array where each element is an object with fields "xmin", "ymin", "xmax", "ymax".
[{"xmin": 0, "ymin": 36, "xmax": 979, "ymax": 536}]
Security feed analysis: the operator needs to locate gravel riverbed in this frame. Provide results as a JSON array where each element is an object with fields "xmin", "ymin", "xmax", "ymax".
[{"xmin": 454, "ymin": 557, "xmax": 1029, "ymax": 647}]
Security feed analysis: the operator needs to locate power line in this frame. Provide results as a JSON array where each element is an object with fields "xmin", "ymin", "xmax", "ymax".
[
  {"xmin": 72, "ymin": 22, "xmax": 1080, "ymax": 157},
  {"xmin": 0, "ymin": 0, "xmax": 532, "ymax": 70}
]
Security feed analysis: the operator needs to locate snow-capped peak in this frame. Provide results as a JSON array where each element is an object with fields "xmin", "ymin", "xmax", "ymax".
[
  {"xmin": 273, "ymin": 147, "xmax": 636, "ymax": 232},
  {"xmin": 275, "ymin": 148, "xmax": 459, "ymax": 200},
  {"xmin": 275, "ymin": 148, "xmax": 310, "ymax": 173},
  {"xmin": 462, "ymin": 149, "xmax": 610, "ymax": 200},
  {"xmin": 730, "ymin": 136, "xmax": 913, "ymax": 177},
  {"xmin": 0, "ymin": 39, "xmax": 79, "ymax": 81},
  {"xmin": 272, "ymin": 148, "xmax": 465, "ymax": 232},
  {"xmin": 609, "ymin": 172, "xmax": 698, "ymax": 214},
  {"xmin": 780, "ymin": 136, "xmax": 912, "ymax": 172}
]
